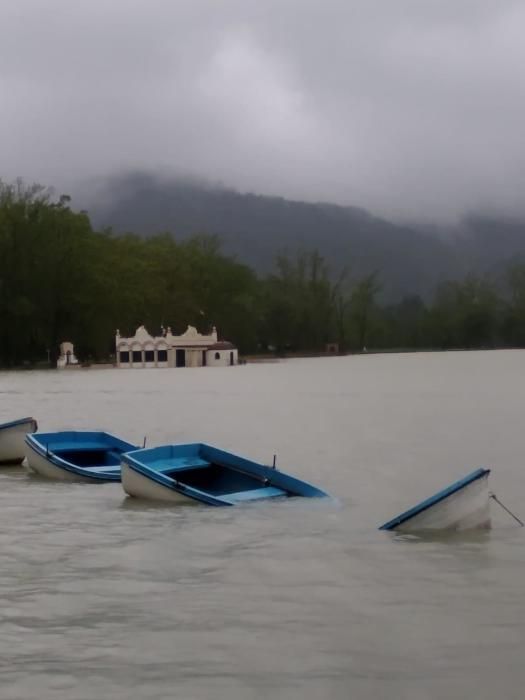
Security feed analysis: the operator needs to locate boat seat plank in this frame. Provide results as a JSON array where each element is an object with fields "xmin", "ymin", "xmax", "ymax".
[
  {"xmin": 50, "ymin": 442, "xmax": 109, "ymax": 453},
  {"xmin": 226, "ymin": 486, "xmax": 287, "ymax": 502},
  {"xmin": 84, "ymin": 466, "xmax": 121, "ymax": 474},
  {"xmin": 152, "ymin": 458, "xmax": 211, "ymax": 473}
]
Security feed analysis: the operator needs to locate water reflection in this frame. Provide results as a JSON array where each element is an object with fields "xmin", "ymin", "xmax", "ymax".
[{"xmin": 388, "ymin": 528, "xmax": 493, "ymax": 545}]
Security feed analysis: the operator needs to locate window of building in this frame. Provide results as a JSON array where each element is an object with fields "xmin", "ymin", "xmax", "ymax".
[
  {"xmin": 120, "ymin": 351, "xmax": 130, "ymax": 363},
  {"xmin": 158, "ymin": 349, "xmax": 168, "ymax": 362},
  {"xmin": 132, "ymin": 350, "xmax": 142, "ymax": 363},
  {"xmin": 214, "ymin": 352, "xmax": 220, "ymax": 360},
  {"xmin": 145, "ymin": 350, "xmax": 154, "ymax": 362}
]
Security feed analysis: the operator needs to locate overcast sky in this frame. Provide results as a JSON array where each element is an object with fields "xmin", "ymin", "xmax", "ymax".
[{"xmin": 2, "ymin": 0, "xmax": 525, "ymax": 220}]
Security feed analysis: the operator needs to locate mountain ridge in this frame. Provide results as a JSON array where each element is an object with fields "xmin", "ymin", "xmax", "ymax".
[{"xmin": 85, "ymin": 171, "xmax": 525, "ymax": 301}]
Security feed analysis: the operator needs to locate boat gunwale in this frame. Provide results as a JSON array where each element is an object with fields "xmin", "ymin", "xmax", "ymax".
[
  {"xmin": 0, "ymin": 416, "xmax": 37, "ymax": 432},
  {"xmin": 379, "ymin": 468, "xmax": 491, "ymax": 531}
]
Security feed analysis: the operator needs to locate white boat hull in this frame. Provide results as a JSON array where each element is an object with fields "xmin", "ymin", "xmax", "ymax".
[
  {"xmin": 0, "ymin": 420, "xmax": 37, "ymax": 464},
  {"xmin": 121, "ymin": 463, "xmax": 192, "ymax": 503},
  {"xmin": 396, "ymin": 473, "xmax": 491, "ymax": 532},
  {"xmin": 24, "ymin": 443, "xmax": 92, "ymax": 482}
]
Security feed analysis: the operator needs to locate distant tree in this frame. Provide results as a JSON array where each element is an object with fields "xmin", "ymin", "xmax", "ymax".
[
  {"xmin": 502, "ymin": 262, "xmax": 525, "ymax": 346},
  {"xmin": 347, "ymin": 272, "xmax": 381, "ymax": 351},
  {"xmin": 260, "ymin": 251, "xmax": 336, "ymax": 353},
  {"xmin": 428, "ymin": 275, "xmax": 500, "ymax": 349},
  {"xmin": 379, "ymin": 295, "xmax": 428, "ymax": 349},
  {"xmin": 0, "ymin": 180, "xmax": 95, "ymax": 364}
]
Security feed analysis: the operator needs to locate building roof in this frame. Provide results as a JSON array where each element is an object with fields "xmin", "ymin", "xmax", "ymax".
[{"xmin": 207, "ymin": 341, "xmax": 236, "ymax": 350}]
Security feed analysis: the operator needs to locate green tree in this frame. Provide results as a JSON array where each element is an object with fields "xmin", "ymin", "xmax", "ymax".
[
  {"xmin": 260, "ymin": 251, "xmax": 336, "ymax": 353},
  {"xmin": 379, "ymin": 295, "xmax": 428, "ymax": 349},
  {"xmin": 347, "ymin": 272, "xmax": 381, "ymax": 351},
  {"xmin": 428, "ymin": 275, "xmax": 500, "ymax": 349},
  {"xmin": 502, "ymin": 262, "xmax": 525, "ymax": 346}
]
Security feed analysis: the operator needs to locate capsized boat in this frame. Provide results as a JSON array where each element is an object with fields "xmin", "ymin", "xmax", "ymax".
[
  {"xmin": 121, "ymin": 443, "xmax": 330, "ymax": 505},
  {"xmin": 379, "ymin": 468, "xmax": 491, "ymax": 532},
  {"xmin": 0, "ymin": 417, "xmax": 38, "ymax": 464},
  {"xmin": 24, "ymin": 431, "xmax": 138, "ymax": 482}
]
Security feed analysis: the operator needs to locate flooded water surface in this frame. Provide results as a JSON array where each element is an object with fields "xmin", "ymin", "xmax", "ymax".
[{"xmin": 1, "ymin": 351, "xmax": 525, "ymax": 699}]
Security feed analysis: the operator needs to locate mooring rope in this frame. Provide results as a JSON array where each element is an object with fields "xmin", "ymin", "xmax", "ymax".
[{"xmin": 490, "ymin": 492, "xmax": 524, "ymax": 527}]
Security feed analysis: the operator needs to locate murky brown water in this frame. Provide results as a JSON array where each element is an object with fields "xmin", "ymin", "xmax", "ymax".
[{"xmin": 1, "ymin": 351, "xmax": 525, "ymax": 699}]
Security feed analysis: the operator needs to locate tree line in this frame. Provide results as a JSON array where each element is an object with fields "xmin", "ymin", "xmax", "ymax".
[{"xmin": 0, "ymin": 180, "xmax": 524, "ymax": 367}]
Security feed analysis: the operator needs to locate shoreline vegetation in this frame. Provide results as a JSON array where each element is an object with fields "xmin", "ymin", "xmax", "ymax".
[{"xmin": 1, "ymin": 179, "xmax": 525, "ymax": 368}]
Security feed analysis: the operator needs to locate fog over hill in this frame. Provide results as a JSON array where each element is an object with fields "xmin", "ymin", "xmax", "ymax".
[
  {"xmin": 85, "ymin": 172, "xmax": 525, "ymax": 302},
  {"xmin": 5, "ymin": 0, "xmax": 525, "ymax": 297}
]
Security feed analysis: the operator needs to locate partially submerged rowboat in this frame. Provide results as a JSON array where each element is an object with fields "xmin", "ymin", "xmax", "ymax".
[
  {"xmin": 0, "ymin": 417, "xmax": 38, "ymax": 464},
  {"xmin": 24, "ymin": 431, "xmax": 137, "ymax": 482},
  {"xmin": 121, "ymin": 443, "xmax": 330, "ymax": 505},
  {"xmin": 379, "ymin": 468, "xmax": 491, "ymax": 532}
]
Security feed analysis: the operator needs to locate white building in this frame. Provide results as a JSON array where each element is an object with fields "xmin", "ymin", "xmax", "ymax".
[
  {"xmin": 115, "ymin": 325, "xmax": 238, "ymax": 369},
  {"xmin": 57, "ymin": 341, "xmax": 79, "ymax": 369}
]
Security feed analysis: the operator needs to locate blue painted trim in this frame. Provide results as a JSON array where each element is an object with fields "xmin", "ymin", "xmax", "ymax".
[
  {"xmin": 379, "ymin": 468, "xmax": 491, "ymax": 531},
  {"xmin": 0, "ymin": 416, "xmax": 37, "ymax": 432}
]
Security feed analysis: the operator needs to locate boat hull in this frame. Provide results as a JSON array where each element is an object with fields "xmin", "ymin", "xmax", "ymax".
[
  {"xmin": 121, "ymin": 463, "xmax": 192, "ymax": 502},
  {"xmin": 24, "ymin": 443, "xmax": 94, "ymax": 482},
  {"xmin": 24, "ymin": 431, "xmax": 133, "ymax": 482},
  {"xmin": 381, "ymin": 470, "xmax": 491, "ymax": 532},
  {"xmin": 0, "ymin": 418, "xmax": 37, "ymax": 464}
]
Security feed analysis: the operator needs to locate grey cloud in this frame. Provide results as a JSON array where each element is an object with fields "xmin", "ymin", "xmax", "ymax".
[{"xmin": 1, "ymin": 0, "xmax": 525, "ymax": 220}]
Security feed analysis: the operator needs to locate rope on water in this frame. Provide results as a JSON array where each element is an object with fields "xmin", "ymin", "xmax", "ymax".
[{"xmin": 490, "ymin": 492, "xmax": 524, "ymax": 527}]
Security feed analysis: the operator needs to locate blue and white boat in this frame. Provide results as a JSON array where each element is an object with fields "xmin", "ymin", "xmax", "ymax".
[
  {"xmin": 24, "ymin": 431, "xmax": 137, "ymax": 482},
  {"xmin": 379, "ymin": 468, "xmax": 491, "ymax": 532},
  {"xmin": 121, "ymin": 443, "xmax": 330, "ymax": 505},
  {"xmin": 0, "ymin": 417, "xmax": 38, "ymax": 464}
]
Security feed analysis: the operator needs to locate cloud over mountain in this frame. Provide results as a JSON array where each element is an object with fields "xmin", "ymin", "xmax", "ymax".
[{"xmin": 2, "ymin": 1, "xmax": 525, "ymax": 220}]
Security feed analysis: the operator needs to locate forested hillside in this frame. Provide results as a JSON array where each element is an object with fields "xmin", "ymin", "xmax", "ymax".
[
  {"xmin": 87, "ymin": 173, "xmax": 455, "ymax": 301},
  {"xmin": 2, "ymin": 180, "xmax": 525, "ymax": 367},
  {"xmin": 87, "ymin": 172, "xmax": 525, "ymax": 302}
]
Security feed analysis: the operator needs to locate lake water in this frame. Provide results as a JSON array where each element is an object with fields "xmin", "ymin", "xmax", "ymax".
[{"xmin": 1, "ymin": 351, "xmax": 525, "ymax": 700}]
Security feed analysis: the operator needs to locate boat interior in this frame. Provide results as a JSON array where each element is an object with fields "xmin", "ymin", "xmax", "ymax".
[
  {"xmin": 161, "ymin": 461, "xmax": 288, "ymax": 500},
  {"xmin": 53, "ymin": 447, "xmax": 124, "ymax": 467}
]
